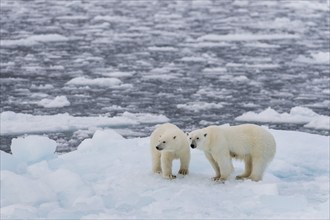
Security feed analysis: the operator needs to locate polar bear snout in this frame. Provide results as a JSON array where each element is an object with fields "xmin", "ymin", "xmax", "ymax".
[
  {"xmin": 190, "ymin": 140, "xmax": 197, "ymax": 149},
  {"xmin": 155, "ymin": 145, "xmax": 163, "ymax": 151}
]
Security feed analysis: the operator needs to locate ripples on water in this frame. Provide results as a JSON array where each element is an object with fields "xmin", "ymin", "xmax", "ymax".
[{"xmin": 1, "ymin": 0, "xmax": 329, "ymax": 152}]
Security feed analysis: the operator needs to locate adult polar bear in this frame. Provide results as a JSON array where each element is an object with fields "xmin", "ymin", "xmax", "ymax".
[
  {"xmin": 150, "ymin": 123, "xmax": 190, "ymax": 179},
  {"xmin": 189, "ymin": 124, "xmax": 276, "ymax": 182}
]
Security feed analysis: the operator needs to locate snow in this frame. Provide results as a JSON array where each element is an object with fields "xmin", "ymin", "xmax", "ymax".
[
  {"xmin": 1, "ymin": 128, "xmax": 329, "ymax": 219},
  {"xmin": 0, "ymin": 111, "xmax": 169, "ymax": 135},
  {"xmin": 235, "ymin": 107, "xmax": 330, "ymax": 130},
  {"xmin": 37, "ymin": 96, "xmax": 71, "ymax": 108}
]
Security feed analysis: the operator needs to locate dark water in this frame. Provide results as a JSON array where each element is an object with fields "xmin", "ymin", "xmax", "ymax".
[{"xmin": 1, "ymin": 0, "xmax": 329, "ymax": 153}]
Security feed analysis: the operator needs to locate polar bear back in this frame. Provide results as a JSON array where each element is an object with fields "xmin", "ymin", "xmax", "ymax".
[{"xmin": 208, "ymin": 124, "xmax": 276, "ymax": 160}]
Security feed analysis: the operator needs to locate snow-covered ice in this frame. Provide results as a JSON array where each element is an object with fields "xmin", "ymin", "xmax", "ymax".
[{"xmin": 1, "ymin": 128, "xmax": 329, "ymax": 219}]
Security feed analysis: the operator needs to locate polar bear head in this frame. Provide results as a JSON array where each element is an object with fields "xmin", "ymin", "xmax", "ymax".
[
  {"xmin": 188, "ymin": 128, "xmax": 208, "ymax": 150},
  {"xmin": 155, "ymin": 131, "xmax": 180, "ymax": 152}
]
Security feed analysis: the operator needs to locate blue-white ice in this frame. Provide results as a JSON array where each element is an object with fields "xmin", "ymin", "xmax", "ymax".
[{"xmin": 1, "ymin": 129, "xmax": 329, "ymax": 219}]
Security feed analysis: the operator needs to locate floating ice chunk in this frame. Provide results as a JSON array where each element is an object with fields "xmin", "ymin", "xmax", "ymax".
[
  {"xmin": 11, "ymin": 136, "xmax": 57, "ymax": 164},
  {"xmin": 312, "ymin": 52, "xmax": 330, "ymax": 65},
  {"xmin": 197, "ymin": 33, "xmax": 299, "ymax": 42},
  {"xmin": 188, "ymin": 41, "xmax": 232, "ymax": 48},
  {"xmin": 226, "ymin": 63, "xmax": 280, "ymax": 69},
  {"xmin": 284, "ymin": 1, "xmax": 329, "ymax": 11},
  {"xmin": 177, "ymin": 102, "xmax": 223, "ymax": 112},
  {"xmin": 56, "ymin": 15, "xmax": 89, "ymax": 21},
  {"xmin": 180, "ymin": 57, "xmax": 206, "ymax": 62},
  {"xmin": 121, "ymin": 112, "xmax": 169, "ymax": 124},
  {"xmin": 93, "ymin": 15, "xmax": 137, "ymax": 23},
  {"xmin": 0, "ymin": 111, "xmax": 138, "ymax": 135},
  {"xmin": 148, "ymin": 46, "xmax": 178, "ymax": 52},
  {"xmin": 296, "ymin": 51, "xmax": 330, "ymax": 64},
  {"xmin": 305, "ymin": 115, "xmax": 330, "ymax": 130},
  {"xmin": 37, "ymin": 96, "xmax": 71, "ymax": 108},
  {"xmin": 31, "ymin": 84, "xmax": 54, "ymax": 90},
  {"xmin": 203, "ymin": 67, "xmax": 227, "ymax": 74},
  {"xmin": 1, "ymin": 34, "xmax": 68, "ymax": 47},
  {"xmin": 99, "ymin": 71, "xmax": 135, "ymax": 78},
  {"xmin": 244, "ymin": 42, "xmax": 280, "ymax": 48},
  {"xmin": 235, "ymin": 106, "xmax": 330, "ymax": 130},
  {"xmin": 233, "ymin": 76, "xmax": 249, "ymax": 82},
  {"xmin": 66, "ymin": 77, "xmax": 122, "ymax": 87}
]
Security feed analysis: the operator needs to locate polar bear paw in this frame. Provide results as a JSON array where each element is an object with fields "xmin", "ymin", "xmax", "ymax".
[
  {"xmin": 178, "ymin": 169, "xmax": 188, "ymax": 175},
  {"xmin": 212, "ymin": 176, "xmax": 226, "ymax": 183},
  {"xmin": 235, "ymin": 175, "xmax": 248, "ymax": 180},
  {"xmin": 163, "ymin": 174, "xmax": 176, "ymax": 180}
]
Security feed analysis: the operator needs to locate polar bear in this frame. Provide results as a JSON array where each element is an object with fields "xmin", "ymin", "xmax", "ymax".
[
  {"xmin": 150, "ymin": 123, "xmax": 190, "ymax": 179},
  {"xmin": 188, "ymin": 124, "xmax": 276, "ymax": 182}
]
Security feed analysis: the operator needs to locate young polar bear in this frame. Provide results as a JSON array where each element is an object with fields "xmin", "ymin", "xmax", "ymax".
[
  {"xmin": 150, "ymin": 123, "xmax": 190, "ymax": 179},
  {"xmin": 188, "ymin": 124, "xmax": 276, "ymax": 182}
]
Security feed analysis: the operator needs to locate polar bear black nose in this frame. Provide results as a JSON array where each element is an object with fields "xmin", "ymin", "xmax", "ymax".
[
  {"xmin": 190, "ymin": 144, "xmax": 195, "ymax": 149},
  {"xmin": 156, "ymin": 146, "xmax": 160, "ymax": 150}
]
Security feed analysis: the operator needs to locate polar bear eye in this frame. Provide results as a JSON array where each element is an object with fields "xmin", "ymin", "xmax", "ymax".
[
  {"xmin": 196, "ymin": 137, "xmax": 199, "ymax": 140},
  {"xmin": 163, "ymin": 141, "xmax": 166, "ymax": 144},
  {"xmin": 189, "ymin": 137, "xmax": 192, "ymax": 140}
]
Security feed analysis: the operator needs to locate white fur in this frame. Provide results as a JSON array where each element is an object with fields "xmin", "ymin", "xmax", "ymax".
[
  {"xmin": 189, "ymin": 124, "xmax": 276, "ymax": 182},
  {"xmin": 150, "ymin": 123, "xmax": 190, "ymax": 179}
]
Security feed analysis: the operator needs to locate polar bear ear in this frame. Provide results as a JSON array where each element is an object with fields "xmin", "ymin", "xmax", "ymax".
[
  {"xmin": 173, "ymin": 136, "xmax": 176, "ymax": 139},
  {"xmin": 204, "ymin": 133, "xmax": 207, "ymax": 137}
]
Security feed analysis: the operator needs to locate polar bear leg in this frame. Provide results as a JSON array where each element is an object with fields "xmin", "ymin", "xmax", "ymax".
[
  {"xmin": 178, "ymin": 152, "xmax": 190, "ymax": 175},
  {"xmin": 161, "ymin": 151, "xmax": 176, "ymax": 179},
  {"xmin": 204, "ymin": 152, "xmax": 221, "ymax": 180},
  {"xmin": 236, "ymin": 155, "xmax": 252, "ymax": 180},
  {"xmin": 216, "ymin": 153, "xmax": 234, "ymax": 181},
  {"xmin": 249, "ymin": 157, "xmax": 267, "ymax": 181},
  {"xmin": 152, "ymin": 150, "xmax": 161, "ymax": 173}
]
